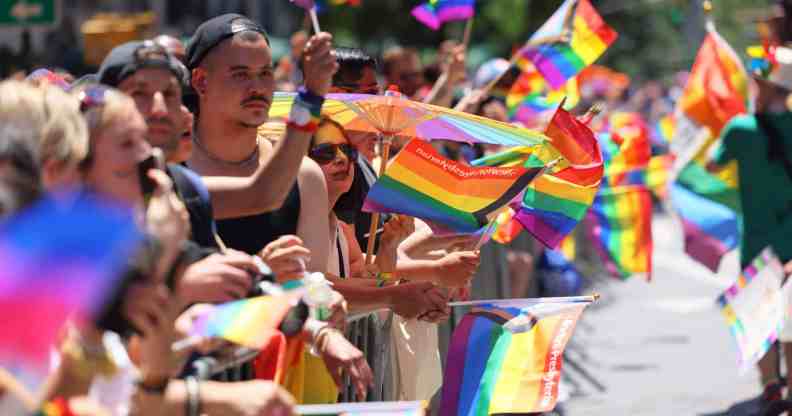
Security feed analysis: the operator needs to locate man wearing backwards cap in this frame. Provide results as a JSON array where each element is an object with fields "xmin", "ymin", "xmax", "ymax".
[
  {"xmin": 185, "ymin": 14, "xmax": 337, "ymax": 277},
  {"xmin": 712, "ymin": 46, "xmax": 792, "ymax": 408}
]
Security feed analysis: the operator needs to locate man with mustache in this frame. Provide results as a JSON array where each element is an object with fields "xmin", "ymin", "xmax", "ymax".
[
  {"xmin": 184, "ymin": 14, "xmax": 336, "ymax": 278},
  {"xmin": 96, "ymin": 32, "xmax": 373, "ymax": 403}
]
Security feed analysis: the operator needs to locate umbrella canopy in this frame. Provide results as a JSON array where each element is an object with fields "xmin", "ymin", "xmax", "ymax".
[{"xmin": 269, "ymin": 90, "xmax": 549, "ymax": 146}]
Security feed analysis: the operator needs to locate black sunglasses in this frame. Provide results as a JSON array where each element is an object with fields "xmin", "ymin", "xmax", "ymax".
[{"xmin": 309, "ymin": 143, "xmax": 358, "ymax": 165}]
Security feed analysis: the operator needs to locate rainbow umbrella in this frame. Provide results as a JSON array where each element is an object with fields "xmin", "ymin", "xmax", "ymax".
[
  {"xmin": 270, "ymin": 90, "xmax": 549, "ymax": 261},
  {"xmin": 269, "ymin": 91, "xmax": 548, "ymax": 147}
]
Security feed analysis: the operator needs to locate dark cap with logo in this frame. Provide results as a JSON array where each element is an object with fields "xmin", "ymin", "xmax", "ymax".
[
  {"xmin": 185, "ymin": 14, "xmax": 269, "ymax": 70},
  {"xmin": 98, "ymin": 40, "xmax": 189, "ymax": 88}
]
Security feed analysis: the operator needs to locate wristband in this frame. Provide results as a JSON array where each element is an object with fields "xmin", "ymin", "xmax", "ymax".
[{"xmin": 287, "ymin": 87, "xmax": 324, "ymax": 133}]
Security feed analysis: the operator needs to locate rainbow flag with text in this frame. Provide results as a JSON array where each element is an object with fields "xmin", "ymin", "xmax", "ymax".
[
  {"xmin": 364, "ymin": 139, "xmax": 544, "ymax": 234},
  {"xmin": 440, "ymin": 300, "xmax": 589, "ymax": 415}
]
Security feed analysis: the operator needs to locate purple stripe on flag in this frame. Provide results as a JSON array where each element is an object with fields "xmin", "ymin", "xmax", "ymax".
[
  {"xmin": 439, "ymin": 313, "xmax": 477, "ymax": 416},
  {"xmin": 680, "ymin": 217, "xmax": 730, "ymax": 273},
  {"xmin": 435, "ymin": 5, "xmax": 475, "ymax": 21}
]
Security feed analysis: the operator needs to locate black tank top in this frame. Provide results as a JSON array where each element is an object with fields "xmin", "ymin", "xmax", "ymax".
[{"xmin": 216, "ymin": 184, "xmax": 301, "ymax": 255}]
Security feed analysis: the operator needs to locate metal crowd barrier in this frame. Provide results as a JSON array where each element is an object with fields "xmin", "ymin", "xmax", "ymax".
[
  {"xmin": 187, "ymin": 241, "xmax": 520, "ymax": 403},
  {"xmin": 187, "ymin": 309, "xmax": 395, "ymax": 403}
]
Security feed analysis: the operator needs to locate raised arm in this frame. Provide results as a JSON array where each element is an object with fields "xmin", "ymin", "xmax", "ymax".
[{"xmin": 204, "ymin": 33, "xmax": 339, "ymax": 219}]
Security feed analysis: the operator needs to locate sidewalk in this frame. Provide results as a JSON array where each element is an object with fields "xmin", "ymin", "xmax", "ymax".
[{"xmin": 561, "ymin": 214, "xmax": 761, "ymax": 415}]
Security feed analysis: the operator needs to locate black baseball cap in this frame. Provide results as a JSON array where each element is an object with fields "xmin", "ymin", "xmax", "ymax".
[
  {"xmin": 185, "ymin": 14, "xmax": 269, "ymax": 70},
  {"xmin": 98, "ymin": 40, "xmax": 189, "ymax": 88}
]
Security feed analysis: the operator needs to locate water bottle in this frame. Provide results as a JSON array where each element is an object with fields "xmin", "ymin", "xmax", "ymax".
[{"xmin": 303, "ymin": 271, "xmax": 333, "ymax": 322}]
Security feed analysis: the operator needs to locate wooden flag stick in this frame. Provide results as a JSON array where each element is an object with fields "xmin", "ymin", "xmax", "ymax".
[
  {"xmin": 365, "ymin": 135, "xmax": 394, "ymax": 265},
  {"xmin": 461, "ymin": 18, "xmax": 474, "ymax": 49},
  {"xmin": 309, "ymin": 7, "xmax": 321, "ymax": 34}
]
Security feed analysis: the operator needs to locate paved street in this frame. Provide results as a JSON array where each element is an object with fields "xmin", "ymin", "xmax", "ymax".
[{"xmin": 561, "ymin": 213, "xmax": 764, "ymax": 415}]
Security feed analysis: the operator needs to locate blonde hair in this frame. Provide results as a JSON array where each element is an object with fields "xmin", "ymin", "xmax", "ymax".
[
  {"xmin": 0, "ymin": 81, "xmax": 88, "ymax": 167},
  {"xmin": 70, "ymin": 85, "xmax": 136, "ymax": 168}
]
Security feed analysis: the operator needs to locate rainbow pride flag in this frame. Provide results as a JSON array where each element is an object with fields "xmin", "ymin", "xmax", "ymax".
[
  {"xmin": 670, "ymin": 183, "xmax": 740, "ymax": 272},
  {"xmin": 473, "ymin": 107, "xmax": 603, "ymax": 248},
  {"xmin": 583, "ymin": 130, "xmax": 654, "ymax": 279},
  {"xmin": 440, "ymin": 301, "xmax": 589, "ymax": 415},
  {"xmin": 646, "ymin": 154, "xmax": 673, "ymax": 200},
  {"xmin": 515, "ymin": 0, "xmax": 617, "ymax": 89},
  {"xmin": 190, "ymin": 295, "xmax": 298, "ymax": 348},
  {"xmin": 411, "ymin": 0, "xmax": 475, "ymax": 30},
  {"xmin": 364, "ymin": 139, "xmax": 544, "ymax": 234},
  {"xmin": 717, "ymin": 248, "xmax": 791, "ymax": 371},
  {"xmin": 0, "ymin": 193, "xmax": 142, "ymax": 370},
  {"xmin": 506, "ymin": 64, "xmax": 580, "ymax": 129},
  {"xmin": 315, "ymin": 0, "xmax": 361, "ymax": 11},
  {"xmin": 670, "ymin": 28, "xmax": 748, "ymax": 271},
  {"xmin": 491, "ymin": 208, "xmax": 523, "ymax": 244},
  {"xmin": 586, "ymin": 186, "xmax": 653, "ymax": 279},
  {"xmin": 514, "ymin": 107, "xmax": 604, "ymax": 248},
  {"xmin": 653, "ymin": 114, "xmax": 676, "ymax": 145}
]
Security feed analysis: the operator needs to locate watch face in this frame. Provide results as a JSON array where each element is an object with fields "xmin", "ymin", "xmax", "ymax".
[{"xmin": 291, "ymin": 104, "xmax": 311, "ymax": 125}]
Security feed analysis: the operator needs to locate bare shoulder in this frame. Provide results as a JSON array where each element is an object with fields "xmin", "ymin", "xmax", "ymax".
[{"xmin": 297, "ymin": 157, "xmax": 327, "ymax": 196}]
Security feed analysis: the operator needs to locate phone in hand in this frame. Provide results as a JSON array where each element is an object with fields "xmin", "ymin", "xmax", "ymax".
[{"xmin": 137, "ymin": 150, "xmax": 165, "ymax": 205}]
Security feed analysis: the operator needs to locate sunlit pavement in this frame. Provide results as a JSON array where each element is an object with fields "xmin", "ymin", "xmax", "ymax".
[{"xmin": 561, "ymin": 213, "xmax": 762, "ymax": 416}]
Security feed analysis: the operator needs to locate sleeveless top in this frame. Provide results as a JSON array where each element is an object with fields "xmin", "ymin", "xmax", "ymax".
[
  {"xmin": 328, "ymin": 216, "xmax": 351, "ymax": 278},
  {"xmin": 216, "ymin": 184, "xmax": 301, "ymax": 255}
]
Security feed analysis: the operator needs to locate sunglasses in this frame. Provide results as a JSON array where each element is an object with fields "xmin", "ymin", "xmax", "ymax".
[{"xmin": 309, "ymin": 143, "xmax": 358, "ymax": 165}]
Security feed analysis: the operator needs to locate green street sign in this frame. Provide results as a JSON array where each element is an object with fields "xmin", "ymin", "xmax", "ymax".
[{"xmin": 0, "ymin": 0, "xmax": 58, "ymax": 26}]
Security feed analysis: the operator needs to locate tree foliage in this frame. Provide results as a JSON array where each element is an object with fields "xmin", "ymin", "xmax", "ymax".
[{"xmin": 289, "ymin": 0, "xmax": 774, "ymax": 84}]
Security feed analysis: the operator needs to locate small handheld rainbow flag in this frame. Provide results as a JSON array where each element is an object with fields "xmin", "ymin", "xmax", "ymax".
[
  {"xmin": 583, "ymin": 129, "xmax": 654, "ymax": 280},
  {"xmin": 0, "ymin": 193, "xmax": 142, "ymax": 371},
  {"xmin": 515, "ymin": 0, "xmax": 617, "ymax": 89},
  {"xmin": 670, "ymin": 27, "xmax": 747, "ymax": 271},
  {"xmin": 473, "ymin": 106, "xmax": 604, "ymax": 249},
  {"xmin": 363, "ymin": 138, "xmax": 544, "ymax": 234},
  {"xmin": 586, "ymin": 186, "xmax": 653, "ymax": 280},
  {"xmin": 411, "ymin": 0, "xmax": 475, "ymax": 31},
  {"xmin": 440, "ymin": 299, "xmax": 590, "ymax": 415},
  {"xmin": 506, "ymin": 64, "xmax": 580, "ymax": 129},
  {"xmin": 189, "ymin": 295, "xmax": 299, "ymax": 348}
]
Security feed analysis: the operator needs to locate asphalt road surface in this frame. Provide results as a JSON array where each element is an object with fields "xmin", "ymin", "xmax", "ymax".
[{"xmin": 560, "ymin": 214, "xmax": 765, "ymax": 416}]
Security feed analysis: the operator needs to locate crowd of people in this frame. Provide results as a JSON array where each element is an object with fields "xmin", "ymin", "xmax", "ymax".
[
  {"xmin": 6, "ymin": 1, "xmax": 792, "ymax": 415},
  {"xmin": 0, "ymin": 10, "xmax": 489, "ymax": 416}
]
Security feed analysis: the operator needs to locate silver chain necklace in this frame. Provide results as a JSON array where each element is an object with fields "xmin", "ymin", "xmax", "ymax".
[{"xmin": 193, "ymin": 132, "xmax": 260, "ymax": 166}]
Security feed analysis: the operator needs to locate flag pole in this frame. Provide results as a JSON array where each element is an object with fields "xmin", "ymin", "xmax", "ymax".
[
  {"xmin": 448, "ymin": 293, "xmax": 600, "ymax": 308},
  {"xmin": 365, "ymin": 135, "xmax": 394, "ymax": 265},
  {"xmin": 309, "ymin": 7, "xmax": 322, "ymax": 34},
  {"xmin": 703, "ymin": 0, "xmax": 714, "ymax": 33},
  {"xmin": 461, "ymin": 17, "xmax": 474, "ymax": 49}
]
